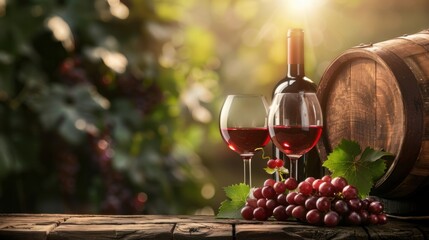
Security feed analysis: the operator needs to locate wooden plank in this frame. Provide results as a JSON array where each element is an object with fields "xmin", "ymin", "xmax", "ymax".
[
  {"xmin": 365, "ymin": 219, "xmax": 426, "ymax": 240},
  {"xmin": 0, "ymin": 214, "xmax": 67, "ymax": 227},
  {"xmin": 0, "ymin": 215, "xmax": 66, "ymax": 240},
  {"xmin": 173, "ymin": 222, "xmax": 232, "ymax": 240},
  {"xmin": 416, "ymin": 222, "xmax": 429, "ymax": 238},
  {"xmin": 324, "ymin": 61, "xmax": 352, "ymax": 150},
  {"xmin": 48, "ymin": 223, "xmax": 174, "ymax": 240},
  {"xmin": 235, "ymin": 221, "xmax": 368, "ymax": 240},
  {"xmin": 374, "ymin": 61, "xmax": 404, "ymax": 155},
  {"xmin": 1, "ymin": 214, "xmax": 429, "ymax": 240},
  {"xmin": 350, "ymin": 58, "xmax": 377, "ymax": 148},
  {"xmin": 60, "ymin": 215, "xmax": 239, "ymax": 225},
  {"xmin": 60, "ymin": 215, "xmax": 178, "ymax": 225}
]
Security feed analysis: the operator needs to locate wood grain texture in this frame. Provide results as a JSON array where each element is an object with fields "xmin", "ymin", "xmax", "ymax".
[
  {"xmin": 236, "ymin": 222, "xmax": 369, "ymax": 240},
  {"xmin": 317, "ymin": 29, "xmax": 429, "ymax": 198},
  {"xmin": 48, "ymin": 223, "xmax": 174, "ymax": 240},
  {"xmin": 0, "ymin": 215, "xmax": 66, "ymax": 240},
  {"xmin": 364, "ymin": 220, "xmax": 426, "ymax": 240},
  {"xmin": 325, "ymin": 61, "xmax": 351, "ymax": 149},
  {"xmin": 1, "ymin": 214, "xmax": 429, "ymax": 240},
  {"xmin": 174, "ymin": 222, "xmax": 232, "ymax": 240}
]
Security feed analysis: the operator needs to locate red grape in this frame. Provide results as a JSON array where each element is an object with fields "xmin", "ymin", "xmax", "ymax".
[
  {"xmin": 284, "ymin": 177, "xmax": 298, "ymax": 190},
  {"xmin": 267, "ymin": 159, "xmax": 277, "ymax": 169},
  {"xmin": 312, "ymin": 179, "xmax": 324, "ymax": 191},
  {"xmin": 316, "ymin": 196, "xmax": 331, "ymax": 212},
  {"xmin": 257, "ymin": 198, "xmax": 267, "ymax": 208},
  {"xmin": 331, "ymin": 176, "xmax": 348, "ymax": 192},
  {"xmin": 377, "ymin": 213, "xmax": 388, "ymax": 225},
  {"xmin": 273, "ymin": 205, "xmax": 288, "ymax": 221},
  {"xmin": 324, "ymin": 211, "xmax": 340, "ymax": 227},
  {"xmin": 277, "ymin": 193, "xmax": 287, "ymax": 206},
  {"xmin": 368, "ymin": 213, "xmax": 378, "ymax": 225},
  {"xmin": 361, "ymin": 199, "xmax": 370, "ymax": 210},
  {"xmin": 292, "ymin": 205, "xmax": 307, "ymax": 221},
  {"xmin": 253, "ymin": 187, "xmax": 263, "ymax": 199},
  {"xmin": 346, "ymin": 211, "xmax": 362, "ymax": 225},
  {"xmin": 286, "ymin": 192, "xmax": 298, "ymax": 205},
  {"xmin": 368, "ymin": 201, "xmax": 383, "ymax": 214},
  {"xmin": 266, "ymin": 199, "xmax": 278, "ymax": 210},
  {"xmin": 321, "ymin": 175, "xmax": 332, "ymax": 182},
  {"xmin": 342, "ymin": 185, "xmax": 358, "ymax": 200},
  {"xmin": 274, "ymin": 181, "xmax": 287, "ymax": 194},
  {"xmin": 305, "ymin": 196, "xmax": 318, "ymax": 210},
  {"xmin": 298, "ymin": 181, "xmax": 313, "ymax": 196},
  {"xmin": 275, "ymin": 159, "xmax": 284, "ymax": 168},
  {"xmin": 333, "ymin": 199, "xmax": 349, "ymax": 215},
  {"xmin": 246, "ymin": 198, "xmax": 257, "ymax": 208},
  {"xmin": 241, "ymin": 206, "xmax": 254, "ymax": 220},
  {"xmin": 306, "ymin": 209, "xmax": 323, "ymax": 225},
  {"xmin": 253, "ymin": 207, "xmax": 268, "ymax": 221},
  {"xmin": 347, "ymin": 198, "xmax": 362, "ymax": 211},
  {"xmin": 285, "ymin": 204, "xmax": 295, "ymax": 217},
  {"xmin": 359, "ymin": 210, "xmax": 369, "ymax": 224},
  {"xmin": 262, "ymin": 186, "xmax": 276, "ymax": 199},
  {"xmin": 264, "ymin": 178, "xmax": 276, "ymax": 187},
  {"xmin": 294, "ymin": 193, "xmax": 307, "ymax": 206},
  {"xmin": 318, "ymin": 182, "xmax": 335, "ymax": 197},
  {"xmin": 305, "ymin": 177, "xmax": 316, "ymax": 185}
]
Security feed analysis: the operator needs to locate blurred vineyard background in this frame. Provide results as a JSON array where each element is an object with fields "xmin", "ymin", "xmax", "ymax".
[{"xmin": 0, "ymin": 0, "xmax": 428, "ymax": 215}]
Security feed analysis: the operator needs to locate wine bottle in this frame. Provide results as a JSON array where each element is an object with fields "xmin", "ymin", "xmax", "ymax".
[
  {"xmin": 273, "ymin": 29, "xmax": 316, "ymax": 94},
  {"xmin": 271, "ymin": 28, "xmax": 322, "ymax": 181}
]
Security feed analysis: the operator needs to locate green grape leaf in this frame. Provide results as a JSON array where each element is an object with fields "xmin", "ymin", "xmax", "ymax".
[
  {"xmin": 217, "ymin": 200, "xmax": 246, "ymax": 219},
  {"xmin": 264, "ymin": 167, "xmax": 276, "ymax": 175},
  {"xmin": 217, "ymin": 183, "xmax": 250, "ymax": 218},
  {"xmin": 279, "ymin": 166, "xmax": 289, "ymax": 174},
  {"xmin": 360, "ymin": 147, "xmax": 392, "ymax": 163},
  {"xmin": 337, "ymin": 139, "xmax": 361, "ymax": 159},
  {"xmin": 323, "ymin": 139, "xmax": 391, "ymax": 198}
]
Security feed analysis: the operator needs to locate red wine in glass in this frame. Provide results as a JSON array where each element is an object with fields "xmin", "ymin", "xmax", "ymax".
[
  {"xmin": 268, "ymin": 92, "xmax": 323, "ymax": 180},
  {"xmin": 221, "ymin": 127, "xmax": 270, "ymax": 154},
  {"xmin": 271, "ymin": 125, "xmax": 323, "ymax": 157},
  {"xmin": 220, "ymin": 95, "xmax": 269, "ymax": 187}
]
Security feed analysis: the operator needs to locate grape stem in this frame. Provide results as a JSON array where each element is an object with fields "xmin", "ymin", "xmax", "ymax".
[
  {"xmin": 277, "ymin": 167, "xmax": 288, "ymax": 182},
  {"xmin": 256, "ymin": 147, "xmax": 289, "ymax": 182},
  {"xmin": 255, "ymin": 147, "xmax": 270, "ymax": 161}
]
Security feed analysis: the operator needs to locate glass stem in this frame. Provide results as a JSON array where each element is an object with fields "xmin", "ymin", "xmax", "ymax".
[
  {"xmin": 242, "ymin": 156, "xmax": 252, "ymax": 187},
  {"xmin": 289, "ymin": 157, "xmax": 299, "ymax": 180}
]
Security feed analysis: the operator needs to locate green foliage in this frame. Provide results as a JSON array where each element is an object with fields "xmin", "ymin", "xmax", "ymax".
[
  {"xmin": 217, "ymin": 183, "xmax": 250, "ymax": 218},
  {"xmin": 0, "ymin": 0, "xmax": 219, "ymax": 214},
  {"xmin": 322, "ymin": 139, "xmax": 391, "ymax": 197}
]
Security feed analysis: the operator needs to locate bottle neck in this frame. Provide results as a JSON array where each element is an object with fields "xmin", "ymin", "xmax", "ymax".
[
  {"xmin": 288, "ymin": 64, "xmax": 305, "ymax": 77},
  {"xmin": 287, "ymin": 29, "xmax": 305, "ymax": 77}
]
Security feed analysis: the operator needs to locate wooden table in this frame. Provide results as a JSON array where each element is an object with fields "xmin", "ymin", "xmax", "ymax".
[{"xmin": 0, "ymin": 214, "xmax": 428, "ymax": 239}]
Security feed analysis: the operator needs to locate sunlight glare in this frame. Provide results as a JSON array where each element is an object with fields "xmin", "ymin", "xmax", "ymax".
[
  {"xmin": 0, "ymin": 0, "xmax": 5, "ymax": 16},
  {"xmin": 278, "ymin": 0, "xmax": 326, "ymax": 16},
  {"xmin": 289, "ymin": 0, "xmax": 316, "ymax": 12},
  {"xmin": 46, "ymin": 16, "xmax": 74, "ymax": 51},
  {"xmin": 107, "ymin": 0, "xmax": 129, "ymax": 19}
]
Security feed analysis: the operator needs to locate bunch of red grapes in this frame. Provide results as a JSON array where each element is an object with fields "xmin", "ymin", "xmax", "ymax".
[{"xmin": 241, "ymin": 159, "xmax": 387, "ymax": 227}]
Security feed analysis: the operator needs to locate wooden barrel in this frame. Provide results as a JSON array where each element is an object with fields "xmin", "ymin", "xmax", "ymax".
[{"xmin": 317, "ymin": 29, "xmax": 429, "ymax": 198}]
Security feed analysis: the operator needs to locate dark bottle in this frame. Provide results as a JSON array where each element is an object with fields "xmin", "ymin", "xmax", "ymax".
[
  {"xmin": 271, "ymin": 28, "xmax": 322, "ymax": 181},
  {"xmin": 273, "ymin": 29, "xmax": 316, "ymax": 94}
]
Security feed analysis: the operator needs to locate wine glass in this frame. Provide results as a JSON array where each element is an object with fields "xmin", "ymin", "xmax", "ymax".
[
  {"xmin": 219, "ymin": 95, "xmax": 270, "ymax": 187},
  {"xmin": 268, "ymin": 92, "xmax": 323, "ymax": 180}
]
